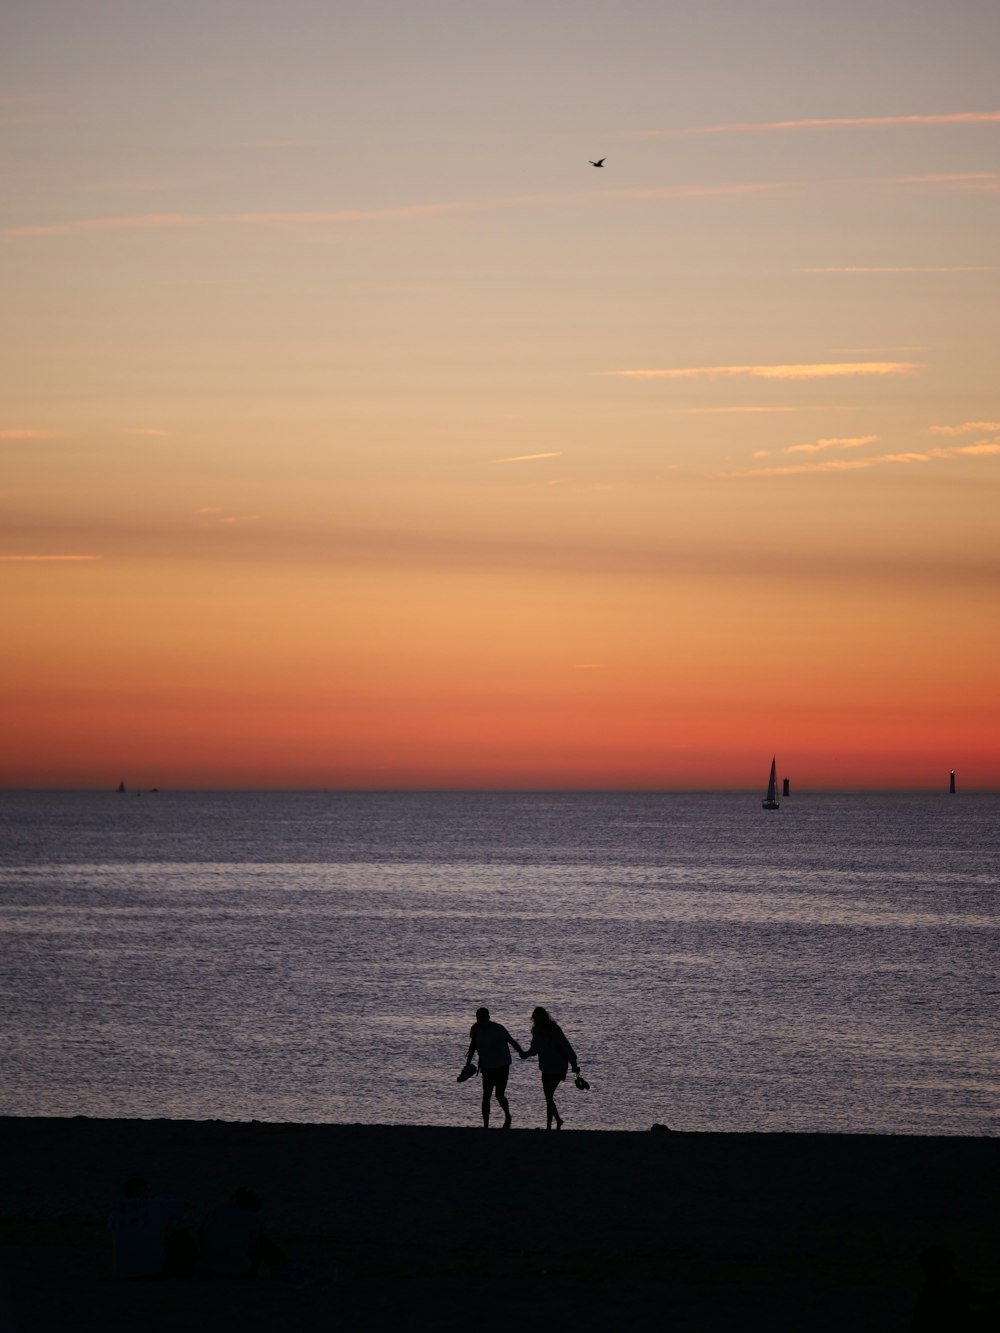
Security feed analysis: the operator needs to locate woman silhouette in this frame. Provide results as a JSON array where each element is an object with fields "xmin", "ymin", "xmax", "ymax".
[{"xmin": 521, "ymin": 1006, "xmax": 582, "ymax": 1130}]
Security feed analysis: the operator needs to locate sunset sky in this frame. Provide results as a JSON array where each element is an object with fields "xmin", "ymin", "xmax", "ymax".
[{"xmin": 3, "ymin": 0, "xmax": 998, "ymax": 789}]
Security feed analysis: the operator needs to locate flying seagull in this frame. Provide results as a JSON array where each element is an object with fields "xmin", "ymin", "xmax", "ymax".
[{"xmin": 589, "ymin": 157, "xmax": 606, "ymax": 167}]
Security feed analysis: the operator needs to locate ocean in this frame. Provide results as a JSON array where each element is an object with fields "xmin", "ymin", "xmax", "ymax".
[{"xmin": 1, "ymin": 789, "xmax": 996, "ymax": 1135}]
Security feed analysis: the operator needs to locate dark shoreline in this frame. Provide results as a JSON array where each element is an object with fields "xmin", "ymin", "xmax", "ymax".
[{"xmin": 2, "ymin": 1116, "xmax": 998, "ymax": 1330}]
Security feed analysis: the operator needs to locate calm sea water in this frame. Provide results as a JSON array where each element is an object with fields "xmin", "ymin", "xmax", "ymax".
[{"xmin": 0, "ymin": 790, "xmax": 997, "ymax": 1135}]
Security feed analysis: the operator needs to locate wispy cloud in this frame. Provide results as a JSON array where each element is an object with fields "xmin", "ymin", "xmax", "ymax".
[
  {"xmin": 7, "ymin": 510, "xmax": 997, "ymax": 591},
  {"xmin": 243, "ymin": 139, "xmax": 314, "ymax": 149},
  {"xmin": 605, "ymin": 362, "xmax": 920, "ymax": 381},
  {"xmin": 0, "ymin": 554, "xmax": 103, "ymax": 562},
  {"xmin": 630, "ymin": 110, "xmax": 1000, "ymax": 137},
  {"xmin": 0, "ymin": 428, "xmax": 66, "ymax": 440},
  {"xmin": 891, "ymin": 172, "xmax": 1000, "ymax": 190},
  {"xmin": 787, "ymin": 435, "xmax": 878, "ymax": 454},
  {"xmin": 3, "ymin": 201, "xmax": 474, "ymax": 239},
  {"xmin": 5, "ymin": 213, "xmax": 210, "ymax": 238},
  {"xmin": 194, "ymin": 506, "xmax": 259, "ymax": 523},
  {"xmin": 939, "ymin": 441, "xmax": 1000, "ymax": 457},
  {"xmin": 805, "ymin": 265, "xmax": 997, "ymax": 273},
  {"xmin": 732, "ymin": 459, "xmax": 876, "ymax": 477},
  {"xmin": 728, "ymin": 441, "xmax": 1000, "ymax": 477},
  {"xmin": 7, "ymin": 169, "xmax": 996, "ymax": 242},
  {"xmin": 4, "ymin": 184, "xmax": 782, "ymax": 241},
  {"xmin": 493, "ymin": 452, "xmax": 562, "ymax": 464},
  {"xmin": 928, "ymin": 421, "xmax": 1000, "ymax": 436},
  {"xmin": 608, "ymin": 183, "xmax": 780, "ymax": 201},
  {"xmin": 669, "ymin": 406, "xmax": 800, "ymax": 415}
]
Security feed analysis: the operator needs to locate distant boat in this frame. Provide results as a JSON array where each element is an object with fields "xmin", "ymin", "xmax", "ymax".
[
  {"xmin": 762, "ymin": 757, "xmax": 780, "ymax": 810},
  {"xmin": 117, "ymin": 780, "xmax": 126, "ymax": 793}
]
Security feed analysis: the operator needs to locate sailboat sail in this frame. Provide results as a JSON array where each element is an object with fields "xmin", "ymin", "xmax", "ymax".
[{"xmin": 762, "ymin": 757, "xmax": 780, "ymax": 810}]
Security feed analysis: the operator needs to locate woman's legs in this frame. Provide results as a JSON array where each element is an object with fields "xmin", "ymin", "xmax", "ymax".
[{"xmin": 542, "ymin": 1073, "xmax": 564, "ymax": 1129}]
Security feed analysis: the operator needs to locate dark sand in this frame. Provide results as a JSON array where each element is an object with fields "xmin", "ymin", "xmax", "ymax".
[{"xmin": 1, "ymin": 1117, "xmax": 997, "ymax": 1331}]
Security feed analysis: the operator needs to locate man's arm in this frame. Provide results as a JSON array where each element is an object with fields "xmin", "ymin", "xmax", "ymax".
[
  {"xmin": 505, "ymin": 1028, "xmax": 526, "ymax": 1058},
  {"xmin": 465, "ymin": 1028, "xmax": 477, "ymax": 1066}
]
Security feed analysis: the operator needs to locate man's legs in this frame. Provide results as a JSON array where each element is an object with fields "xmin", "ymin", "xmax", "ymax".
[
  {"xmin": 480, "ymin": 1066, "xmax": 511, "ymax": 1128},
  {"xmin": 481, "ymin": 1068, "xmax": 497, "ymax": 1127},
  {"xmin": 494, "ymin": 1066, "xmax": 511, "ymax": 1129}
]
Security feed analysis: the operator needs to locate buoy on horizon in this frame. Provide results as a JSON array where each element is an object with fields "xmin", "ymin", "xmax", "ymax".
[{"xmin": 949, "ymin": 769, "xmax": 956, "ymax": 794}]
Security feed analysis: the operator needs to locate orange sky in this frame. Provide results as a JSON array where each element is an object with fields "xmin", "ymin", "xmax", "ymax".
[{"xmin": 2, "ymin": 2, "xmax": 999, "ymax": 788}]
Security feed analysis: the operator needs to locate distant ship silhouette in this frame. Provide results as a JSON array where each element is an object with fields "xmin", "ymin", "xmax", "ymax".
[{"xmin": 116, "ymin": 780, "xmax": 125, "ymax": 793}]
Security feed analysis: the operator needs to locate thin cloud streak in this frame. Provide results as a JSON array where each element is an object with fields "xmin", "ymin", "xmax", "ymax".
[
  {"xmin": 4, "ymin": 213, "xmax": 209, "ymax": 238},
  {"xmin": 892, "ymin": 172, "xmax": 1000, "ymax": 188},
  {"xmin": 0, "ymin": 554, "xmax": 103, "ymax": 562},
  {"xmin": 730, "ymin": 459, "xmax": 874, "ymax": 477},
  {"xmin": 3, "ymin": 183, "xmax": 783, "ymax": 241},
  {"xmin": 0, "ymin": 429, "xmax": 66, "ymax": 439},
  {"xmin": 787, "ymin": 435, "xmax": 878, "ymax": 454},
  {"xmin": 941, "ymin": 442, "xmax": 1000, "ymax": 457},
  {"xmin": 3, "ymin": 202, "xmax": 473, "ymax": 239},
  {"xmin": 6, "ymin": 170, "xmax": 997, "ymax": 241},
  {"xmin": 929, "ymin": 421, "xmax": 1000, "ymax": 436},
  {"xmin": 728, "ymin": 442, "xmax": 1000, "ymax": 477},
  {"xmin": 4, "ymin": 512, "xmax": 996, "ymax": 592},
  {"xmin": 606, "ymin": 362, "xmax": 920, "ymax": 381},
  {"xmin": 805, "ymin": 266, "xmax": 997, "ymax": 273},
  {"xmin": 670, "ymin": 406, "xmax": 799, "ymax": 415},
  {"xmin": 630, "ymin": 110, "xmax": 1000, "ymax": 137},
  {"xmin": 493, "ymin": 452, "xmax": 562, "ymax": 463}
]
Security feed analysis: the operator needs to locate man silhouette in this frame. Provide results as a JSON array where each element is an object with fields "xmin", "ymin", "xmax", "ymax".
[{"xmin": 465, "ymin": 1007, "xmax": 525, "ymax": 1129}]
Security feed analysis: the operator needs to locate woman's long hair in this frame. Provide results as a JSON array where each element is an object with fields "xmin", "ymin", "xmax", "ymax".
[{"xmin": 531, "ymin": 1006, "xmax": 556, "ymax": 1035}]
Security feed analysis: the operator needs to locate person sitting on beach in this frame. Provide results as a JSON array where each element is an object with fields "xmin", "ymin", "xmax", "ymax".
[
  {"xmin": 520, "ymin": 1006, "xmax": 581, "ymax": 1131},
  {"xmin": 200, "ymin": 1186, "xmax": 289, "ymax": 1279},
  {"xmin": 465, "ymin": 1006, "xmax": 525, "ymax": 1129},
  {"xmin": 108, "ymin": 1177, "xmax": 191, "ymax": 1278}
]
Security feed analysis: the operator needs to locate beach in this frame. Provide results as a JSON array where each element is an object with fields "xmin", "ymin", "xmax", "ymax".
[{"xmin": 1, "ymin": 1117, "xmax": 997, "ymax": 1331}]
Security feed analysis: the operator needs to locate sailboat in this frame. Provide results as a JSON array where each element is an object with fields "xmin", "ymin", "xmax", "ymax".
[
  {"xmin": 762, "ymin": 757, "xmax": 780, "ymax": 810},
  {"xmin": 117, "ymin": 780, "xmax": 126, "ymax": 793}
]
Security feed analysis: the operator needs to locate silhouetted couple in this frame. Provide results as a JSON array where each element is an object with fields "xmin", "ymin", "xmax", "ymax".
[{"xmin": 465, "ymin": 1005, "xmax": 582, "ymax": 1130}]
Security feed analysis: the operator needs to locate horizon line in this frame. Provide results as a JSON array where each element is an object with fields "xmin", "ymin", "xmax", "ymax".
[{"xmin": 1, "ymin": 784, "xmax": 989, "ymax": 795}]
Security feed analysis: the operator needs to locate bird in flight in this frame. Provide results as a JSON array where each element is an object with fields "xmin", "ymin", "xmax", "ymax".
[{"xmin": 589, "ymin": 158, "xmax": 606, "ymax": 168}]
